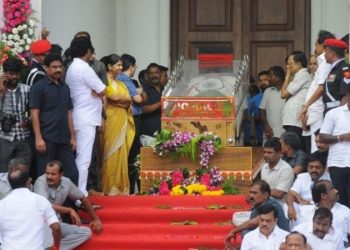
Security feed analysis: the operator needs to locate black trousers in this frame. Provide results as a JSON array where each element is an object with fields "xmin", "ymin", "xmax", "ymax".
[
  {"xmin": 87, "ymin": 127, "xmax": 101, "ymax": 191},
  {"xmin": 36, "ymin": 142, "xmax": 79, "ymax": 185},
  {"xmin": 329, "ymin": 167, "xmax": 350, "ymax": 208},
  {"xmin": 0, "ymin": 138, "xmax": 31, "ymax": 173},
  {"xmin": 128, "ymin": 115, "xmax": 142, "ymax": 194}
]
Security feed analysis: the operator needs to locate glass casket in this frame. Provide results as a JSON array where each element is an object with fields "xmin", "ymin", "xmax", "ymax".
[{"xmin": 161, "ymin": 55, "xmax": 250, "ymax": 146}]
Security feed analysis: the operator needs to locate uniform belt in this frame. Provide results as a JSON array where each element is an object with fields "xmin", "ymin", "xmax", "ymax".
[{"xmin": 325, "ymin": 100, "xmax": 340, "ymax": 109}]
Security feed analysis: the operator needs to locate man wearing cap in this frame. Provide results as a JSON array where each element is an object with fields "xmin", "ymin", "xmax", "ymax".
[
  {"xmin": 300, "ymin": 38, "xmax": 349, "ymax": 116},
  {"xmin": 320, "ymin": 87, "xmax": 350, "ymax": 208},
  {"xmin": 26, "ymin": 39, "xmax": 51, "ymax": 86},
  {"xmin": 322, "ymin": 38, "xmax": 350, "ymax": 113}
]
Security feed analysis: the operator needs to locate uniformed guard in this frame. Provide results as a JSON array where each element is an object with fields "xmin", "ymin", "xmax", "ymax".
[
  {"xmin": 323, "ymin": 38, "xmax": 350, "ymax": 113},
  {"xmin": 25, "ymin": 39, "xmax": 52, "ymax": 86}
]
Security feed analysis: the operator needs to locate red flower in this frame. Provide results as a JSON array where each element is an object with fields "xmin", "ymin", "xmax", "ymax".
[
  {"xmin": 6, "ymin": 13, "xmax": 13, "ymax": 20},
  {"xmin": 208, "ymin": 186, "xmax": 221, "ymax": 191},
  {"xmin": 171, "ymin": 170, "xmax": 183, "ymax": 186},
  {"xmin": 9, "ymin": 20, "xmax": 16, "ymax": 27},
  {"xmin": 14, "ymin": 11, "xmax": 21, "ymax": 18},
  {"xmin": 200, "ymin": 173, "xmax": 211, "ymax": 186},
  {"xmin": 159, "ymin": 181, "xmax": 170, "ymax": 195}
]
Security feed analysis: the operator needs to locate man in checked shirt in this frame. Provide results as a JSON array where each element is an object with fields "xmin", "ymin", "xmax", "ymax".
[{"xmin": 0, "ymin": 58, "xmax": 31, "ymax": 172}]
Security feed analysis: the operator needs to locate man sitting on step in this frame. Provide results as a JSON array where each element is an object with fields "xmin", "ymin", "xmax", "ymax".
[
  {"xmin": 240, "ymin": 204, "xmax": 289, "ymax": 250},
  {"xmin": 285, "ymin": 151, "xmax": 331, "ymax": 227},
  {"xmin": 225, "ymin": 180, "xmax": 289, "ymax": 249},
  {"xmin": 0, "ymin": 158, "xmax": 29, "ymax": 200},
  {"xmin": 298, "ymin": 179, "xmax": 350, "ymax": 245},
  {"xmin": 34, "ymin": 160, "xmax": 103, "ymax": 249},
  {"xmin": 294, "ymin": 207, "xmax": 345, "ymax": 250}
]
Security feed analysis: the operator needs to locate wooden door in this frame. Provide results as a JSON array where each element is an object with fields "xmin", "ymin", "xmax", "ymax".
[{"xmin": 171, "ymin": 0, "xmax": 311, "ymax": 77}]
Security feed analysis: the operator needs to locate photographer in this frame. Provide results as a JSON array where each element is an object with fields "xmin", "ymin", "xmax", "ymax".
[{"xmin": 0, "ymin": 58, "xmax": 31, "ymax": 172}]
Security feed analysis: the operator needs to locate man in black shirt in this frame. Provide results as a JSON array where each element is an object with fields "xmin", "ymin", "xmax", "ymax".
[
  {"xmin": 29, "ymin": 54, "xmax": 78, "ymax": 185},
  {"xmin": 141, "ymin": 63, "xmax": 163, "ymax": 136},
  {"xmin": 280, "ymin": 131, "xmax": 308, "ymax": 175}
]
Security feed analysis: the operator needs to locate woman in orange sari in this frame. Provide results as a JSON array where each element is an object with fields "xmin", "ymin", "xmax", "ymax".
[{"xmin": 100, "ymin": 54, "xmax": 135, "ymax": 195}]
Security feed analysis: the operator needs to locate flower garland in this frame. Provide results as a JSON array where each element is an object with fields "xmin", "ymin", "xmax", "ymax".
[
  {"xmin": 148, "ymin": 130, "xmax": 240, "ymax": 196},
  {"xmin": 1, "ymin": 0, "xmax": 35, "ymax": 63},
  {"xmin": 0, "ymin": 42, "xmax": 19, "ymax": 64},
  {"xmin": 155, "ymin": 167, "xmax": 225, "ymax": 196},
  {"xmin": 153, "ymin": 129, "xmax": 222, "ymax": 168}
]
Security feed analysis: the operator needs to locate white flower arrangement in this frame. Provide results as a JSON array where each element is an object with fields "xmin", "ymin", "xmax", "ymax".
[{"xmin": 1, "ymin": 19, "xmax": 35, "ymax": 57}]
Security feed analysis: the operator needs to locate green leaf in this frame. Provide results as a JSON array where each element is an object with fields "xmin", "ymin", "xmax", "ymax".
[{"xmin": 222, "ymin": 177, "xmax": 240, "ymax": 195}]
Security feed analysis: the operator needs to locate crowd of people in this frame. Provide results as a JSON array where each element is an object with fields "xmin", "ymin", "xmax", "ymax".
[
  {"xmin": 0, "ymin": 26, "xmax": 350, "ymax": 249},
  {"xmin": 0, "ymin": 30, "xmax": 168, "ymax": 249},
  {"xmin": 226, "ymin": 29, "xmax": 350, "ymax": 249}
]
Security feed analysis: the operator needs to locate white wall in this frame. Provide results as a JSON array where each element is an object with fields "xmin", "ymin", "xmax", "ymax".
[
  {"xmin": 41, "ymin": 0, "xmax": 116, "ymax": 58},
  {"xmin": 39, "ymin": 0, "xmax": 170, "ymax": 74},
  {"xmin": 35, "ymin": 0, "xmax": 350, "ymax": 68},
  {"xmin": 311, "ymin": 0, "xmax": 349, "ymax": 50},
  {"xmin": 115, "ymin": 0, "xmax": 170, "ymax": 73}
]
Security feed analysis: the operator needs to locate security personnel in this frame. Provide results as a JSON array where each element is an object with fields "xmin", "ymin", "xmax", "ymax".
[
  {"xmin": 25, "ymin": 39, "xmax": 52, "ymax": 86},
  {"xmin": 323, "ymin": 38, "xmax": 350, "ymax": 113}
]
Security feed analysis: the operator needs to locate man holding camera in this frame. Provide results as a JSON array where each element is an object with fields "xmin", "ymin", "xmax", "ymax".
[{"xmin": 0, "ymin": 58, "xmax": 31, "ymax": 172}]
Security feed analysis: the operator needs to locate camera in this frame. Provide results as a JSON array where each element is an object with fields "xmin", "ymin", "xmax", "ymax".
[{"xmin": 0, "ymin": 113, "xmax": 16, "ymax": 133}]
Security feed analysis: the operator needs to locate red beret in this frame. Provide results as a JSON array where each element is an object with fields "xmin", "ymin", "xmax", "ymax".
[
  {"xmin": 324, "ymin": 38, "xmax": 348, "ymax": 50},
  {"xmin": 30, "ymin": 40, "xmax": 52, "ymax": 55}
]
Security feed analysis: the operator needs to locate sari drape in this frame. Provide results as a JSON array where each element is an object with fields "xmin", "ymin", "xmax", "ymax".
[{"xmin": 100, "ymin": 79, "xmax": 135, "ymax": 195}]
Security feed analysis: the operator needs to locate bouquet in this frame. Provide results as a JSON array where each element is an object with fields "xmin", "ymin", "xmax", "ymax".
[
  {"xmin": 153, "ymin": 129, "xmax": 222, "ymax": 168},
  {"xmin": 1, "ymin": 0, "xmax": 35, "ymax": 62},
  {"xmin": 153, "ymin": 167, "xmax": 225, "ymax": 196},
  {"xmin": 0, "ymin": 42, "xmax": 23, "ymax": 65}
]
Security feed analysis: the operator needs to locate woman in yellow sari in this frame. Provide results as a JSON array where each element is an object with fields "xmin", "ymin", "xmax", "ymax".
[{"xmin": 100, "ymin": 54, "xmax": 135, "ymax": 195}]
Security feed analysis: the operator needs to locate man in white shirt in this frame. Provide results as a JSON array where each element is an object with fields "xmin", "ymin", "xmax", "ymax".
[
  {"xmin": 320, "ymin": 88, "xmax": 350, "ymax": 208},
  {"xmin": 286, "ymin": 151, "xmax": 330, "ymax": 224},
  {"xmin": 225, "ymin": 180, "xmax": 289, "ymax": 249},
  {"xmin": 294, "ymin": 207, "xmax": 345, "ymax": 250},
  {"xmin": 65, "ymin": 36, "xmax": 106, "ymax": 196},
  {"xmin": 298, "ymin": 180, "xmax": 350, "ymax": 243},
  {"xmin": 281, "ymin": 51, "xmax": 312, "ymax": 144},
  {"xmin": 260, "ymin": 66, "xmax": 286, "ymax": 140},
  {"xmin": 240, "ymin": 204, "xmax": 289, "ymax": 250},
  {"xmin": 0, "ymin": 168, "xmax": 61, "ymax": 250},
  {"xmin": 261, "ymin": 137, "xmax": 294, "ymax": 204},
  {"xmin": 300, "ymin": 30, "xmax": 334, "ymax": 153}
]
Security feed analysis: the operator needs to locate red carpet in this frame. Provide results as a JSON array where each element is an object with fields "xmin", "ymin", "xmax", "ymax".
[{"xmin": 77, "ymin": 195, "xmax": 249, "ymax": 250}]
